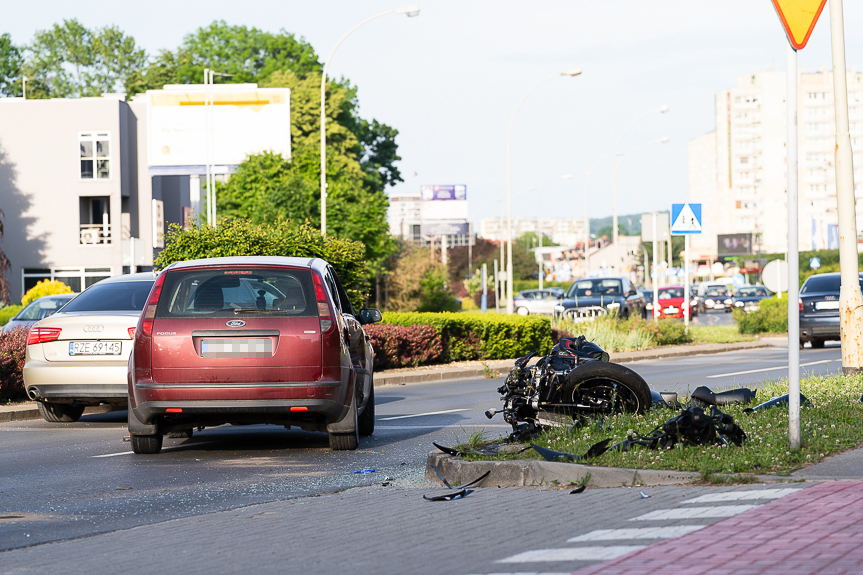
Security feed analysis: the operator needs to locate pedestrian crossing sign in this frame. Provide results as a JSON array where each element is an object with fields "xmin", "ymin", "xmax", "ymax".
[{"xmin": 671, "ymin": 203, "xmax": 702, "ymax": 235}]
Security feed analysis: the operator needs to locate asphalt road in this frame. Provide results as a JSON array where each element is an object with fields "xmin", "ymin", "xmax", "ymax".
[{"xmin": 0, "ymin": 343, "xmax": 843, "ymax": 558}]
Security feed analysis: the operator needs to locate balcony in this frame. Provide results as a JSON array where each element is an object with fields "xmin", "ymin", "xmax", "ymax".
[{"xmin": 80, "ymin": 223, "xmax": 113, "ymax": 245}]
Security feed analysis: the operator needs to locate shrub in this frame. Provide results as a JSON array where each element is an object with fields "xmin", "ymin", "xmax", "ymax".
[
  {"xmin": 385, "ymin": 248, "xmax": 460, "ymax": 312},
  {"xmin": 21, "ymin": 280, "xmax": 73, "ymax": 306},
  {"xmin": 651, "ymin": 319, "xmax": 693, "ymax": 346},
  {"xmin": 734, "ymin": 296, "xmax": 787, "ymax": 334},
  {"xmin": 555, "ymin": 315, "xmax": 654, "ymax": 352},
  {"xmin": 155, "ymin": 218, "xmax": 369, "ymax": 309},
  {"xmin": 365, "ymin": 324, "xmax": 443, "ymax": 369},
  {"xmin": 0, "ymin": 304, "xmax": 22, "ymax": 327},
  {"xmin": 416, "ymin": 266, "xmax": 460, "ymax": 312},
  {"xmin": 381, "ymin": 312, "xmax": 553, "ymax": 362},
  {"xmin": 0, "ymin": 327, "xmax": 27, "ymax": 401}
]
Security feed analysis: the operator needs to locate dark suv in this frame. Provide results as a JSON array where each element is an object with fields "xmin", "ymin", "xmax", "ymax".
[
  {"xmin": 554, "ymin": 277, "xmax": 646, "ymax": 320},
  {"xmin": 128, "ymin": 257, "xmax": 381, "ymax": 454},
  {"xmin": 799, "ymin": 272, "xmax": 863, "ymax": 348}
]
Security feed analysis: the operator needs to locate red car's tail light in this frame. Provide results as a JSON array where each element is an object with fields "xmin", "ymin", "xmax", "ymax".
[
  {"xmin": 27, "ymin": 327, "xmax": 61, "ymax": 345},
  {"xmin": 165, "ymin": 408, "xmax": 183, "ymax": 413},
  {"xmin": 128, "ymin": 327, "xmax": 136, "ymax": 339},
  {"xmin": 139, "ymin": 273, "xmax": 166, "ymax": 337},
  {"xmin": 313, "ymin": 272, "xmax": 335, "ymax": 333}
]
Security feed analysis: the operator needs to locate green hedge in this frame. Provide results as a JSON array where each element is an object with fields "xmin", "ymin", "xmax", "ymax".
[
  {"xmin": 0, "ymin": 305, "xmax": 22, "ymax": 327},
  {"xmin": 381, "ymin": 312, "xmax": 553, "ymax": 362},
  {"xmin": 155, "ymin": 218, "xmax": 369, "ymax": 309},
  {"xmin": 733, "ymin": 297, "xmax": 788, "ymax": 334}
]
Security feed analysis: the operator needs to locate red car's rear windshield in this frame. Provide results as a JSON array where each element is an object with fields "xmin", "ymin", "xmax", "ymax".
[{"xmin": 156, "ymin": 268, "xmax": 316, "ymax": 318}]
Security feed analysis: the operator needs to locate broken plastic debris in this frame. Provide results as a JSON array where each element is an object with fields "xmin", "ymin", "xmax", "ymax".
[
  {"xmin": 423, "ymin": 489, "xmax": 469, "ymax": 501},
  {"xmin": 352, "ymin": 469, "xmax": 376, "ymax": 474},
  {"xmin": 530, "ymin": 439, "xmax": 611, "ymax": 463},
  {"xmin": 570, "ymin": 485, "xmax": 586, "ymax": 494},
  {"xmin": 429, "ymin": 464, "xmax": 490, "ymax": 491},
  {"xmin": 691, "ymin": 386, "xmax": 756, "ymax": 407},
  {"xmin": 432, "ymin": 442, "xmax": 463, "ymax": 457},
  {"xmin": 640, "ymin": 491, "xmax": 650, "ymax": 498},
  {"xmin": 744, "ymin": 393, "xmax": 810, "ymax": 413}
]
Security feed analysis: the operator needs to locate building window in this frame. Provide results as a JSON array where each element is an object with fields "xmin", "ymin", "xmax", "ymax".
[
  {"xmin": 79, "ymin": 197, "xmax": 112, "ymax": 244},
  {"xmin": 79, "ymin": 132, "xmax": 110, "ymax": 180},
  {"xmin": 21, "ymin": 267, "xmax": 114, "ymax": 295}
]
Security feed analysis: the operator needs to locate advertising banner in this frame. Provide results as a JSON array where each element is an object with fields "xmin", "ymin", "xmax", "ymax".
[
  {"xmin": 420, "ymin": 185, "xmax": 467, "ymax": 201},
  {"xmin": 718, "ymin": 233, "xmax": 753, "ymax": 256}
]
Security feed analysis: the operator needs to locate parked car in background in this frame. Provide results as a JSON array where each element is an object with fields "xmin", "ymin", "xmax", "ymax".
[
  {"xmin": 513, "ymin": 288, "xmax": 563, "ymax": 316},
  {"xmin": 799, "ymin": 272, "xmax": 863, "ymax": 348},
  {"xmin": 638, "ymin": 286, "xmax": 655, "ymax": 315},
  {"xmin": 732, "ymin": 285, "xmax": 771, "ymax": 312},
  {"xmin": 656, "ymin": 286, "xmax": 689, "ymax": 319},
  {"xmin": 699, "ymin": 285, "xmax": 733, "ymax": 313},
  {"xmin": 555, "ymin": 277, "xmax": 646, "ymax": 320},
  {"xmin": 2, "ymin": 294, "xmax": 77, "ymax": 333},
  {"xmin": 128, "ymin": 257, "xmax": 382, "ymax": 454},
  {"xmin": 24, "ymin": 273, "xmax": 156, "ymax": 423}
]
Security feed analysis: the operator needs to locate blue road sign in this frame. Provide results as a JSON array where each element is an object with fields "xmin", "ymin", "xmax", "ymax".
[{"xmin": 671, "ymin": 203, "xmax": 702, "ymax": 235}]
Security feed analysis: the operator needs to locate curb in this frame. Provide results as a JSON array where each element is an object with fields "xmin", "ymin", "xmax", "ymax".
[
  {"xmin": 377, "ymin": 340, "xmax": 773, "ymax": 386},
  {"xmin": 0, "ymin": 403, "xmax": 119, "ymax": 424},
  {"xmin": 425, "ymin": 451, "xmax": 794, "ymax": 489}
]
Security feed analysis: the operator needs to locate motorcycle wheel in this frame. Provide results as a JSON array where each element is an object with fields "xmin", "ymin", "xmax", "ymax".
[{"xmin": 561, "ymin": 361, "xmax": 651, "ymax": 416}]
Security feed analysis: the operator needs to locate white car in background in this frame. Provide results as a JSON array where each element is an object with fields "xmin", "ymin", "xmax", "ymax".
[{"xmin": 23, "ymin": 273, "xmax": 156, "ymax": 422}]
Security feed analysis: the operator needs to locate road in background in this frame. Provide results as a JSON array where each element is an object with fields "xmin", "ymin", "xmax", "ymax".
[{"xmin": 0, "ymin": 344, "xmax": 842, "ymax": 554}]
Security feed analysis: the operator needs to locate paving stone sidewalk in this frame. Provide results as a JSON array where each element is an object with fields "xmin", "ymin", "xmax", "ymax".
[{"xmin": 574, "ymin": 480, "xmax": 863, "ymax": 575}]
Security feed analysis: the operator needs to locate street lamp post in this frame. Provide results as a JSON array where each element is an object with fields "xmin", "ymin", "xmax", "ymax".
[
  {"xmin": 506, "ymin": 69, "xmax": 582, "ymax": 313},
  {"xmin": 320, "ymin": 5, "xmax": 419, "ymax": 236},
  {"xmin": 611, "ymin": 105, "xmax": 669, "ymax": 273}
]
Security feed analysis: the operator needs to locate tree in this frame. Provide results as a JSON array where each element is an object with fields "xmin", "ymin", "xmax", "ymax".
[
  {"xmin": 125, "ymin": 21, "xmax": 321, "ymax": 95},
  {"xmin": 24, "ymin": 20, "xmax": 146, "ymax": 98},
  {"xmin": 0, "ymin": 34, "xmax": 22, "ymax": 97},
  {"xmin": 0, "ymin": 208, "xmax": 10, "ymax": 304}
]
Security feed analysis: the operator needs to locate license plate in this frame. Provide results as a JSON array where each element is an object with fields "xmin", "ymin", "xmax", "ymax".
[
  {"xmin": 714, "ymin": 304, "xmax": 725, "ymax": 309},
  {"xmin": 816, "ymin": 301, "xmax": 840, "ymax": 310},
  {"xmin": 201, "ymin": 338, "xmax": 273, "ymax": 358},
  {"xmin": 69, "ymin": 341, "xmax": 122, "ymax": 356},
  {"xmin": 664, "ymin": 307, "xmax": 678, "ymax": 314}
]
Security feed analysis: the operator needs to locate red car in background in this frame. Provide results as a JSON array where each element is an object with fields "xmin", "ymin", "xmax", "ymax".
[
  {"xmin": 128, "ymin": 257, "xmax": 381, "ymax": 454},
  {"xmin": 656, "ymin": 286, "xmax": 689, "ymax": 319}
]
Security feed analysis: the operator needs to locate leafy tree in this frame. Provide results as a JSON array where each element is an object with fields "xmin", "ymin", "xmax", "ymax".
[
  {"xmin": 0, "ymin": 34, "xmax": 22, "ymax": 97},
  {"xmin": 596, "ymin": 222, "xmax": 631, "ymax": 239},
  {"xmin": 385, "ymin": 248, "xmax": 459, "ymax": 312},
  {"xmin": 125, "ymin": 21, "xmax": 321, "ymax": 95},
  {"xmin": 24, "ymin": 19, "xmax": 146, "ymax": 98}
]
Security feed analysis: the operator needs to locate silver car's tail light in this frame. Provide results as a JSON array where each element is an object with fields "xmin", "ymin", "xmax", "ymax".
[{"xmin": 27, "ymin": 327, "xmax": 62, "ymax": 345}]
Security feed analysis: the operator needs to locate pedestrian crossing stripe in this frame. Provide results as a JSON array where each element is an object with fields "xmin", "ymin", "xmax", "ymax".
[
  {"xmin": 671, "ymin": 203, "xmax": 702, "ymax": 235},
  {"xmin": 568, "ymin": 526, "xmax": 705, "ymax": 542},
  {"xmin": 630, "ymin": 505, "xmax": 758, "ymax": 521},
  {"xmin": 682, "ymin": 488, "xmax": 801, "ymax": 504},
  {"xmin": 497, "ymin": 546, "xmax": 646, "ymax": 563}
]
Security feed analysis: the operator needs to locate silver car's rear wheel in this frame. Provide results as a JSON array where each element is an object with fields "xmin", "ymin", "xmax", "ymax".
[{"xmin": 37, "ymin": 401, "xmax": 84, "ymax": 423}]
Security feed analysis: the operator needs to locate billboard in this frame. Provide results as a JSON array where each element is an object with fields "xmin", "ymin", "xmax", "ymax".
[
  {"xmin": 420, "ymin": 200, "xmax": 468, "ymax": 220},
  {"xmin": 718, "ymin": 233, "xmax": 753, "ymax": 256},
  {"xmin": 421, "ymin": 221, "xmax": 469, "ymax": 236},
  {"xmin": 146, "ymin": 84, "xmax": 291, "ymax": 168},
  {"xmin": 420, "ymin": 185, "xmax": 467, "ymax": 201}
]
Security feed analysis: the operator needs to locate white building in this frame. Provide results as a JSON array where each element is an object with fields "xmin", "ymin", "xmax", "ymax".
[
  {"xmin": 388, "ymin": 187, "xmax": 472, "ymax": 247},
  {"xmin": 477, "ymin": 217, "xmax": 588, "ymax": 247},
  {"xmin": 688, "ymin": 67, "xmax": 863, "ymax": 260}
]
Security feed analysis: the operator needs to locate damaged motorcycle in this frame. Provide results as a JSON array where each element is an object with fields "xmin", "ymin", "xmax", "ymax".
[{"xmin": 486, "ymin": 335, "xmax": 651, "ymax": 439}]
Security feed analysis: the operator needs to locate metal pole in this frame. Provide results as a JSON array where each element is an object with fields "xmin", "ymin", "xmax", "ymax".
[
  {"xmin": 130, "ymin": 237, "xmax": 135, "ymax": 274},
  {"xmin": 787, "ymin": 42, "xmax": 801, "ymax": 450},
  {"xmin": 829, "ymin": 0, "xmax": 863, "ymax": 374},
  {"xmin": 203, "ymin": 69, "xmax": 210, "ymax": 226},
  {"xmin": 482, "ymin": 263, "xmax": 488, "ymax": 313},
  {"xmin": 22, "ymin": 76, "xmax": 26, "ymax": 99},
  {"xmin": 500, "ymin": 235, "xmax": 505, "ymax": 308},
  {"xmin": 441, "ymin": 233, "xmax": 447, "ymax": 266},
  {"xmin": 652, "ymin": 213, "xmax": 659, "ymax": 321},
  {"xmin": 493, "ymin": 259, "xmax": 500, "ymax": 314},
  {"xmin": 684, "ymin": 235, "xmax": 690, "ymax": 332},
  {"xmin": 538, "ymin": 218, "xmax": 543, "ymax": 290}
]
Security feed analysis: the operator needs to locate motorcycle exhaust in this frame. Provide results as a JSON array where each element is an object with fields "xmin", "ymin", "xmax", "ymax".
[{"xmin": 485, "ymin": 408, "xmax": 497, "ymax": 419}]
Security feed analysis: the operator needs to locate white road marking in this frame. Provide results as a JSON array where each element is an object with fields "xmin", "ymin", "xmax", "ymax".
[
  {"xmin": 379, "ymin": 409, "xmax": 470, "ymax": 421},
  {"xmin": 92, "ymin": 451, "xmax": 134, "ymax": 458},
  {"xmin": 630, "ymin": 505, "xmax": 758, "ymax": 520},
  {"xmin": 707, "ymin": 359, "xmax": 834, "ymax": 378},
  {"xmin": 682, "ymin": 488, "xmax": 801, "ymax": 503},
  {"xmin": 568, "ymin": 525, "xmax": 705, "ymax": 542},
  {"xmin": 497, "ymin": 546, "xmax": 646, "ymax": 563}
]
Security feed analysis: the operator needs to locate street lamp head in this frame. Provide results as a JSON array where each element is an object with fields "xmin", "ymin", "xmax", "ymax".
[
  {"xmin": 659, "ymin": 136, "xmax": 670, "ymax": 143},
  {"xmin": 561, "ymin": 68, "xmax": 582, "ymax": 77},
  {"xmin": 395, "ymin": 5, "xmax": 420, "ymax": 16},
  {"xmin": 659, "ymin": 105, "xmax": 670, "ymax": 113}
]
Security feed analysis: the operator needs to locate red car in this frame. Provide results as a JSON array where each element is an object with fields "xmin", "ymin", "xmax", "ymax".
[
  {"xmin": 128, "ymin": 257, "xmax": 381, "ymax": 454},
  {"xmin": 656, "ymin": 286, "xmax": 689, "ymax": 319}
]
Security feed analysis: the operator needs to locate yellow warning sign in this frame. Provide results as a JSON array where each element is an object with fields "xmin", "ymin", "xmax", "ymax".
[{"xmin": 771, "ymin": 0, "xmax": 828, "ymax": 50}]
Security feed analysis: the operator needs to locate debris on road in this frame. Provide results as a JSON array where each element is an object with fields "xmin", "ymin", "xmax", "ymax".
[
  {"xmin": 425, "ymin": 464, "xmax": 490, "ymax": 501},
  {"xmin": 530, "ymin": 439, "xmax": 611, "ymax": 463},
  {"xmin": 432, "ymin": 442, "xmax": 463, "ymax": 457},
  {"xmin": 352, "ymin": 469, "xmax": 376, "ymax": 474},
  {"xmin": 640, "ymin": 491, "xmax": 650, "ymax": 498},
  {"xmin": 609, "ymin": 406, "xmax": 747, "ymax": 452},
  {"xmin": 569, "ymin": 485, "xmax": 586, "ymax": 494}
]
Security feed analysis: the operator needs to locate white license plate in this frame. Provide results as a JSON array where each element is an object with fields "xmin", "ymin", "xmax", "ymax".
[
  {"xmin": 816, "ymin": 301, "xmax": 840, "ymax": 310},
  {"xmin": 664, "ymin": 307, "xmax": 679, "ymax": 314},
  {"xmin": 69, "ymin": 341, "xmax": 122, "ymax": 356},
  {"xmin": 713, "ymin": 304, "xmax": 725, "ymax": 309}
]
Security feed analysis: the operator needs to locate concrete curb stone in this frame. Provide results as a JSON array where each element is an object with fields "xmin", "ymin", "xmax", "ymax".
[{"xmin": 0, "ymin": 402, "xmax": 118, "ymax": 423}]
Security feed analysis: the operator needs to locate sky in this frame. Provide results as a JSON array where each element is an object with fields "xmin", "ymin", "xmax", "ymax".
[{"xmin": 6, "ymin": 0, "xmax": 863, "ymax": 226}]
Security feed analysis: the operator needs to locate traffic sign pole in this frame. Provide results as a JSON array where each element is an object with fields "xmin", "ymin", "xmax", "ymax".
[
  {"xmin": 684, "ymin": 235, "xmax": 690, "ymax": 332},
  {"xmin": 787, "ymin": 41, "xmax": 801, "ymax": 450}
]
